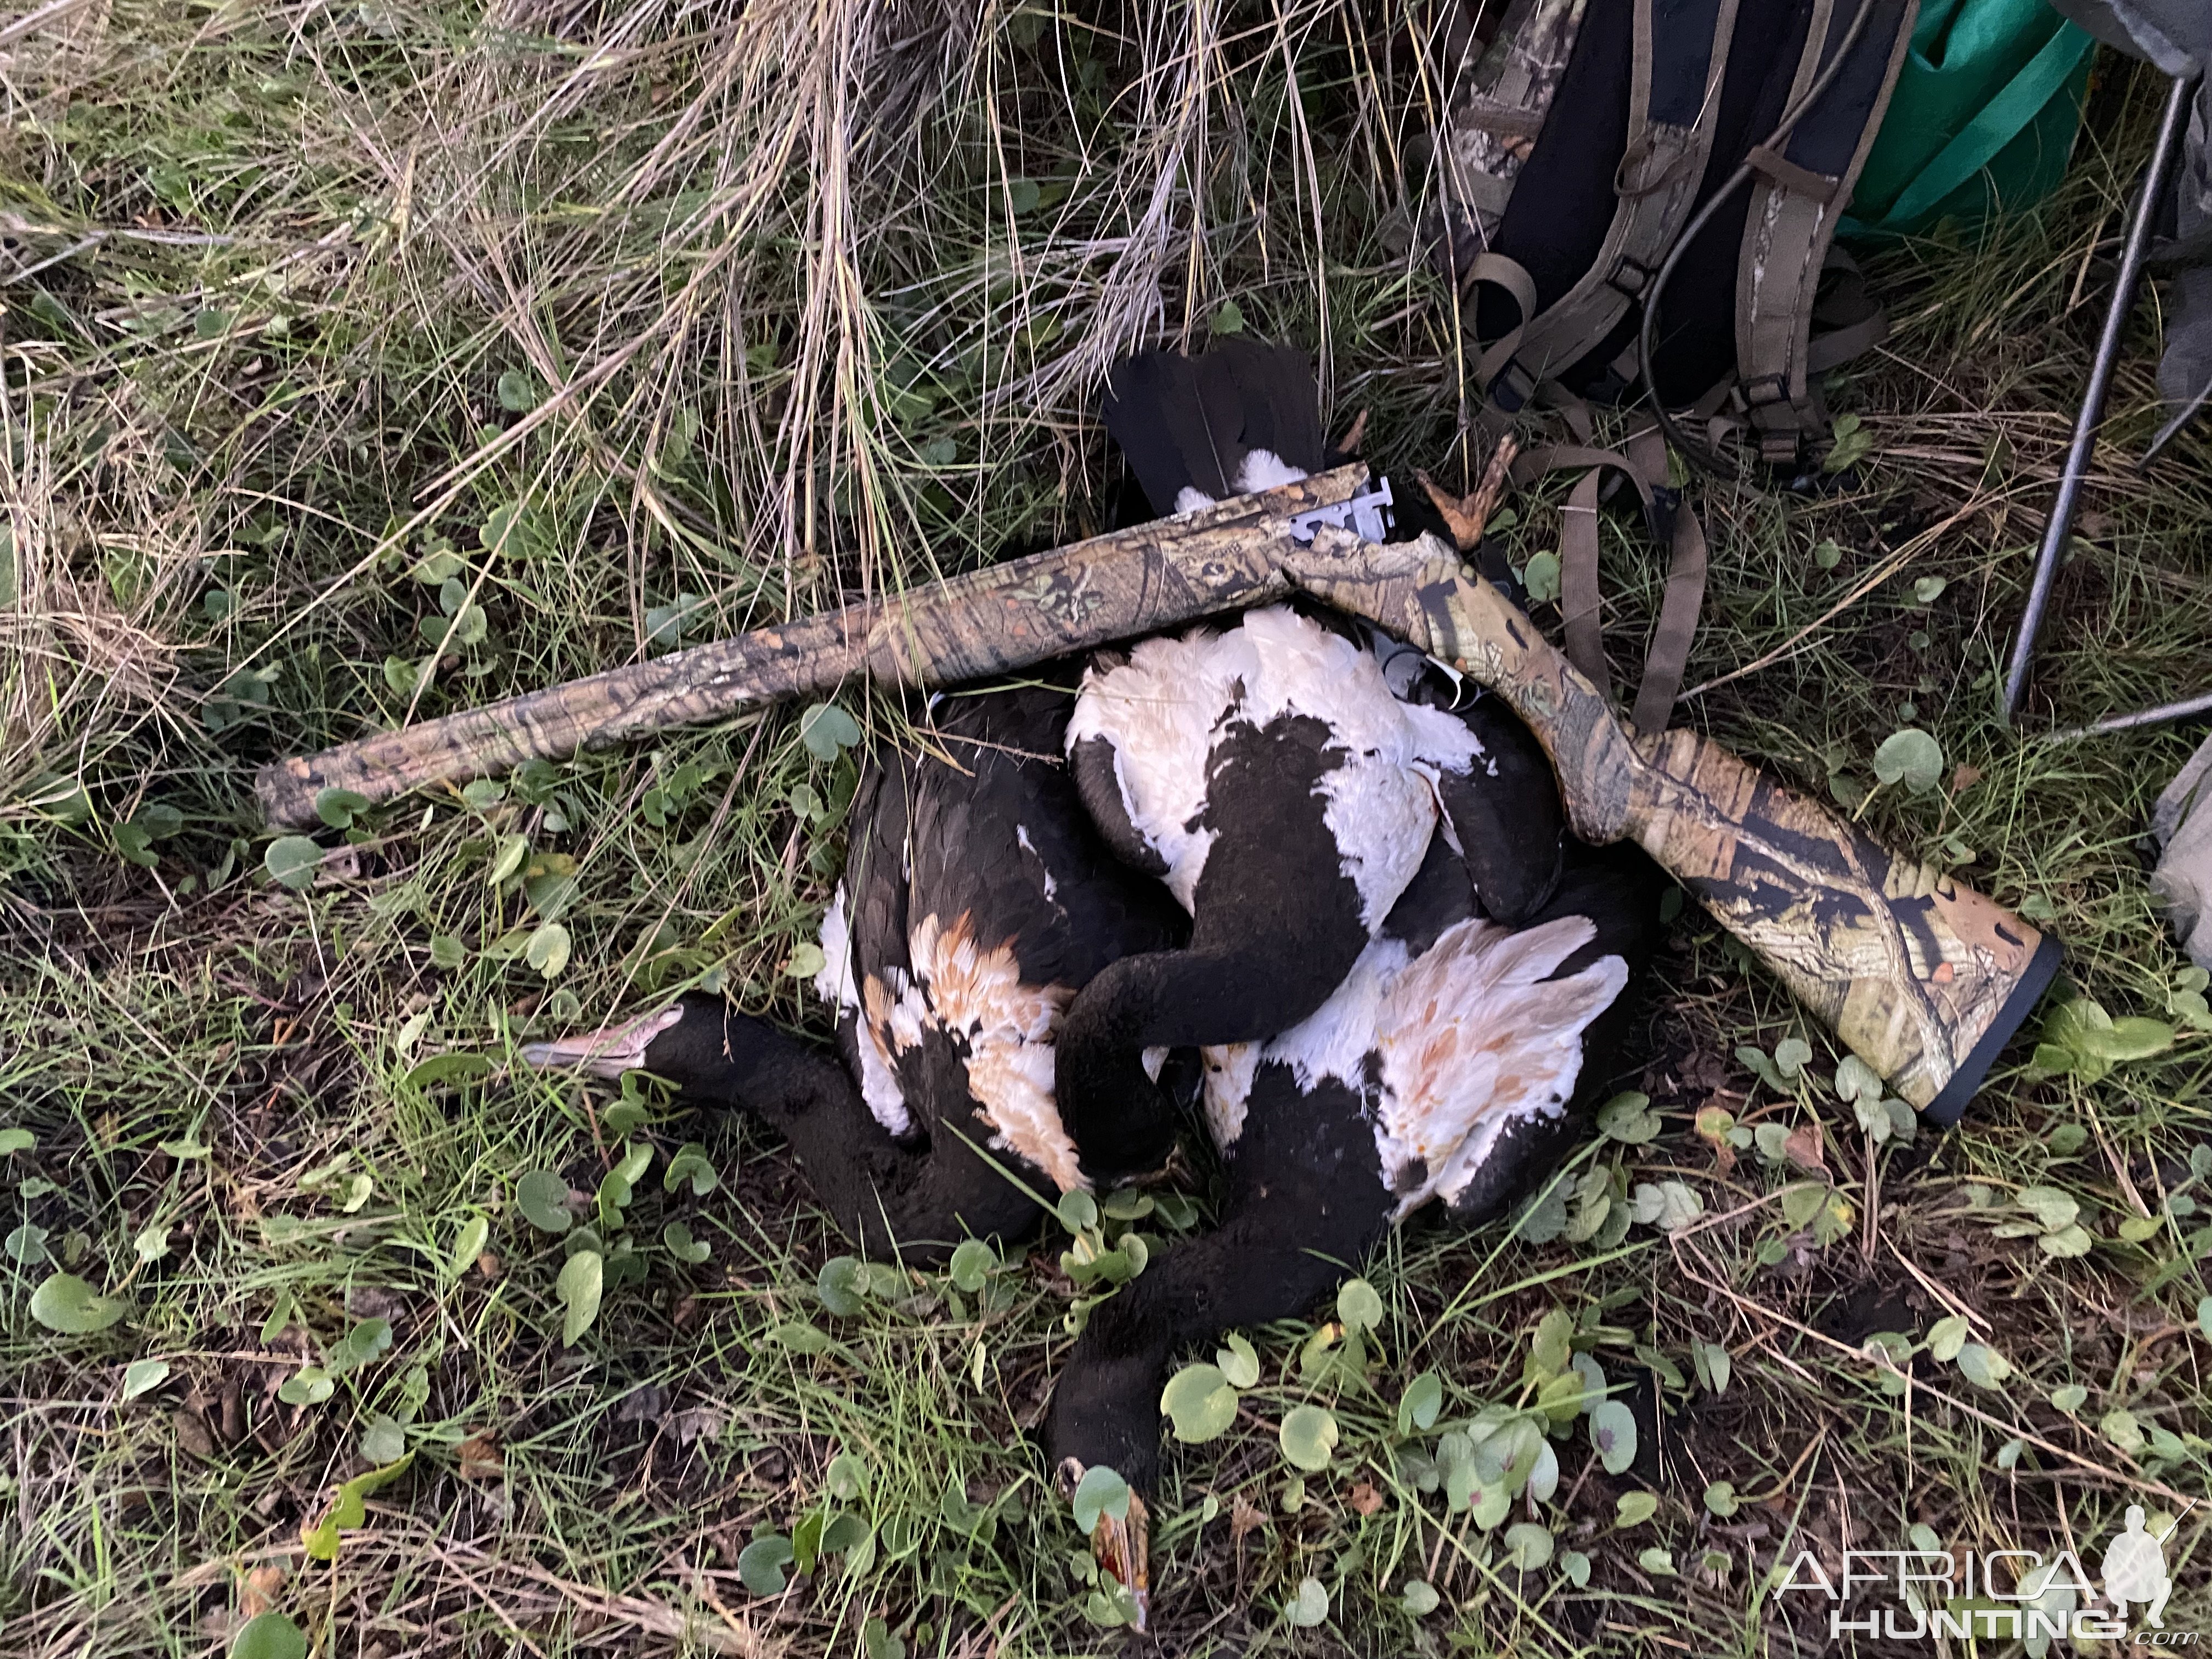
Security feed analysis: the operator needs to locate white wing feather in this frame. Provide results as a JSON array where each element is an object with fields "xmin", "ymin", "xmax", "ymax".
[{"xmin": 1371, "ymin": 916, "xmax": 1627, "ymax": 1216}]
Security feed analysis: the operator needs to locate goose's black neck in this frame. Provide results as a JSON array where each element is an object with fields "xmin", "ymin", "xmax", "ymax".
[
  {"xmin": 1046, "ymin": 1071, "xmax": 1395, "ymax": 1496},
  {"xmin": 644, "ymin": 994, "xmax": 1041, "ymax": 1263}
]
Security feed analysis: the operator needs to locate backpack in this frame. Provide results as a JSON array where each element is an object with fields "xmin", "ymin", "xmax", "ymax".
[{"xmin": 1421, "ymin": 0, "xmax": 1921, "ymax": 733}]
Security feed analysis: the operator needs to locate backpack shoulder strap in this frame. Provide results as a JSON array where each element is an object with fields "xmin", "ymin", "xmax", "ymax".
[
  {"xmin": 1487, "ymin": 0, "xmax": 1744, "ymax": 414},
  {"xmin": 1735, "ymin": 0, "xmax": 1918, "ymax": 469},
  {"xmin": 1435, "ymin": 0, "xmax": 1593, "ymax": 278}
]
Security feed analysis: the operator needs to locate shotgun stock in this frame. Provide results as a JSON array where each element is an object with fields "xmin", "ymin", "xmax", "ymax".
[{"xmin": 1288, "ymin": 532, "xmax": 2059, "ymax": 1124}]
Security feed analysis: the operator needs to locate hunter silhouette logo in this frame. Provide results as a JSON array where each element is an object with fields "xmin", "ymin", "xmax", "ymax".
[{"xmin": 2101, "ymin": 1505, "xmax": 2174, "ymax": 1628}]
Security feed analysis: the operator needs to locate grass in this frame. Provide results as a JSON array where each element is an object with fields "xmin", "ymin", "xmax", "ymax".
[{"xmin": 4, "ymin": 4, "xmax": 2212, "ymax": 1654}]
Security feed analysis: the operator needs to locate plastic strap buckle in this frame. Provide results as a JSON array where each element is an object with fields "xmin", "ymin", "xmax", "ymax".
[{"xmin": 1606, "ymin": 256, "xmax": 1656, "ymax": 301}]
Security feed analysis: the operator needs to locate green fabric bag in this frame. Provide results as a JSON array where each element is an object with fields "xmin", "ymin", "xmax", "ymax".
[{"xmin": 1842, "ymin": 0, "xmax": 2098, "ymax": 240}]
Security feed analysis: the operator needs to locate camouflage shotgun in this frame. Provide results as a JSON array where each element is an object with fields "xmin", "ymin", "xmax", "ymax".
[
  {"xmin": 259, "ymin": 470, "xmax": 2057, "ymax": 1119},
  {"xmin": 253, "ymin": 466, "xmax": 1387, "ymax": 830}
]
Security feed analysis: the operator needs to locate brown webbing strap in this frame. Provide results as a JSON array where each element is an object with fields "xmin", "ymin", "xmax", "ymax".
[
  {"xmin": 1734, "ymin": 0, "xmax": 1917, "ymax": 468},
  {"xmin": 1515, "ymin": 435, "xmax": 1709, "ymax": 735},
  {"xmin": 1625, "ymin": 427, "xmax": 1709, "ymax": 738},
  {"xmin": 1466, "ymin": 252, "xmax": 1542, "ymax": 392},
  {"xmin": 1494, "ymin": 0, "xmax": 1743, "ymax": 408},
  {"xmin": 1514, "ymin": 445, "xmax": 1655, "ymax": 699},
  {"xmin": 1804, "ymin": 246, "xmax": 1891, "ymax": 374}
]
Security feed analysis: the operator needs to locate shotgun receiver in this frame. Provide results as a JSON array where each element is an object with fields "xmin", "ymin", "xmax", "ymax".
[{"xmin": 1285, "ymin": 532, "xmax": 2059, "ymax": 1124}]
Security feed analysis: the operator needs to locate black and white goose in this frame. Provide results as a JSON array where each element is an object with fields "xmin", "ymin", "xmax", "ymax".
[
  {"xmin": 1054, "ymin": 345, "xmax": 1566, "ymax": 1183},
  {"xmin": 1043, "ymin": 343, "xmax": 1663, "ymax": 1622},
  {"xmin": 522, "ymin": 669, "xmax": 1187, "ymax": 1261},
  {"xmin": 1048, "ymin": 808, "xmax": 1666, "ymax": 1626}
]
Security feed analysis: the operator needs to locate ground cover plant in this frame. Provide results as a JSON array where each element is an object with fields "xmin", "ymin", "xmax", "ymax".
[{"xmin": 3, "ymin": 2, "xmax": 2210, "ymax": 1654}]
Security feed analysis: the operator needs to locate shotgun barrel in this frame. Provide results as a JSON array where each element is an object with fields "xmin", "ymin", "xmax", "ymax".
[{"xmin": 255, "ymin": 466, "xmax": 1379, "ymax": 828}]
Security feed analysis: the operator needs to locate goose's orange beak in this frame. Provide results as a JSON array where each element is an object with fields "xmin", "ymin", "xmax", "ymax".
[
  {"xmin": 1093, "ymin": 1489, "xmax": 1150, "ymax": 1632},
  {"xmin": 518, "ymin": 1005, "xmax": 684, "ymax": 1080},
  {"xmin": 1060, "ymin": 1458, "xmax": 1149, "ymax": 1631}
]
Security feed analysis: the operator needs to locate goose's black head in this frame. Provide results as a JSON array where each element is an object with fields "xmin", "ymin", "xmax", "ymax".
[{"xmin": 520, "ymin": 991, "xmax": 738, "ymax": 1098}]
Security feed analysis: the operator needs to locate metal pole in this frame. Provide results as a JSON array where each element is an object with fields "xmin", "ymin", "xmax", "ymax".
[
  {"xmin": 2046, "ymin": 686, "xmax": 2212, "ymax": 742},
  {"xmin": 2002, "ymin": 72, "xmax": 2198, "ymax": 726}
]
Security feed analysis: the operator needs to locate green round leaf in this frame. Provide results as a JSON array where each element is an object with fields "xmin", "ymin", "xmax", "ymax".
[
  {"xmin": 2101, "ymin": 1407, "xmax": 2145, "ymax": 1455},
  {"xmin": 30, "ymin": 1272, "xmax": 128, "ymax": 1335},
  {"xmin": 264, "ymin": 836, "xmax": 323, "ymax": 891},
  {"xmin": 1595, "ymin": 1091, "xmax": 1660, "ymax": 1144},
  {"xmin": 121, "ymin": 1357, "xmax": 171, "ymax": 1401},
  {"xmin": 948, "ymin": 1237, "xmax": 997, "ymax": 1294},
  {"xmin": 2039, "ymin": 1223, "xmax": 2095, "ymax": 1258},
  {"xmin": 495, "ymin": 369, "xmax": 538, "ymax": 412},
  {"xmin": 798, "ymin": 702, "xmax": 862, "ymax": 761},
  {"xmin": 277, "ymin": 1366, "xmax": 334, "ymax": 1406},
  {"xmin": 827, "ymin": 1452, "xmax": 871, "ymax": 1502},
  {"xmin": 1212, "ymin": 298, "xmax": 1246, "ymax": 336},
  {"xmin": 736, "ymin": 1533, "xmax": 794, "ymax": 1596},
  {"xmin": 1616, "ymin": 1490, "xmax": 1659, "ymax": 1527},
  {"xmin": 1871, "ymin": 728, "xmax": 1944, "ymax": 794},
  {"xmin": 1398, "ymin": 1369, "xmax": 1444, "ymax": 1435},
  {"xmin": 1278, "ymin": 1404, "xmax": 1340, "ymax": 1472},
  {"xmin": 557, "ymin": 1250, "xmax": 603, "ymax": 1346},
  {"xmin": 1285, "ymin": 1576, "xmax": 1328, "ymax": 1627},
  {"xmin": 132, "ymin": 801, "xmax": 185, "ymax": 839},
  {"xmin": 817, "ymin": 1255, "xmax": 864, "ymax": 1317},
  {"xmin": 524, "ymin": 922, "xmax": 571, "ymax": 979},
  {"xmin": 661, "ymin": 1220, "xmax": 712, "ymax": 1263},
  {"xmin": 1071, "ymin": 1464, "xmax": 1129, "ymax": 1532},
  {"xmin": 1161, "ymin": 1363, "xmax": 1239, "ymax": 1443},
  {"xmin": 1056, "ymin": 1189, "xmax": 1098, "ymax": 1233},
  {"xmin": 7, "ymin": 1222, "xmax": 49, "ymax": 1264},
  {"xmin": 2051, "ymin": 1382, "xmax": 2089, "ymax": 1414},
  {"xmin": 314, "ymin": 788, "xmax": 370, "ymax": 830},
  {"xmin": 1521, "ymin": 548, "xmax": 1562, "ymax": 605},
  {"xmin": 515, "ymin": 1170, "xmax": 572, "ymax": 1235},
  {"xmin": 1216, "ymin": 1331, "xmax": 1261, "ymax": 1390},
  {"xmin": 230, "ymin": 1612, "xmax": 309, "ymax": 1659},
  {"xmin": 1401, "ymin": 1578, "xmax": 1441, "ymax": 1617},
  {"xmin": 360, "ymin": 1416, "xmax": 407, "ymax": 1464},
  {"xmin": 1589, "ymin": 1400, "xmax": 1638, "ymax": 1475},
  {"xmin": 0, "ymin": 1128, "xmax": 33, "ymax": 1155},
  {"xmin": 1954, "ymin": 1341, "xmax": 2011, "ymax": 1389},
  {"xmin": 334, "ymin": 1317, "xmax": 393, "ymax": 1371},
  {"xmin": 663, "ymin": 1143, "xmax": 719, "ymax": 1198},
  {"xmin": 1503, "ymin": 1521, "xmax": 1553, "ymax": 1572},
  {"xmin": 1703, "ymin": 1480, "xmax": 1739, "ymax": 1517},
  {"xmin": 1335, "ymin": 1278, "xmax": 1383, "ymax": 1335}
]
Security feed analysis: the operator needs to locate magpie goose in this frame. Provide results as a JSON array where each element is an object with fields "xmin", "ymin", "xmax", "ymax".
[
  {"xmin": 1055, "ymin": 343, "xmax": 1567, "ymax": 1184},
  {"xmin": 1048, "ymin": 821, "xmax": 1666, "ymax": 1624},
  {"xmin": 522, "ymin": 668, "xmax": 1187, "ymax": 1263}
]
